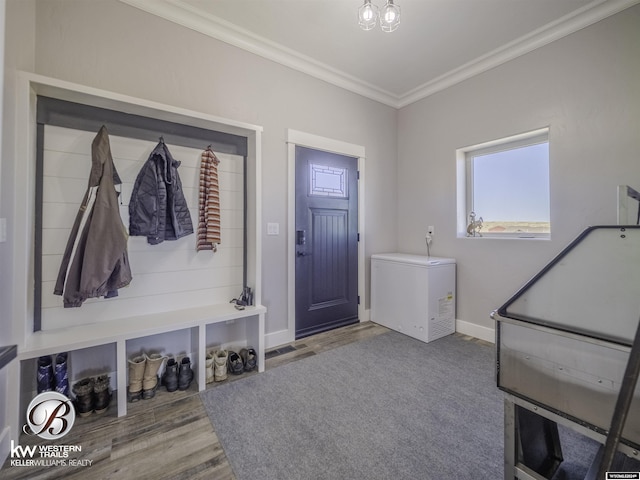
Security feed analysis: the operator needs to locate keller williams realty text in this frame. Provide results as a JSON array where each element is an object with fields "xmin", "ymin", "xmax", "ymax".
[
  {"xmin": 10, "ymin": 459, "xmax": 93, "ymax": 467},
  {"xmin": 10, "ymin": 441, "xmax": 92, "ymax": 467}
]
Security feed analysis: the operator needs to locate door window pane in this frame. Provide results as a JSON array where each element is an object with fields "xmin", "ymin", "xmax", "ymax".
[{"xmin": 309, "ymin": 163, "xmax": 348, "ymax": 198}]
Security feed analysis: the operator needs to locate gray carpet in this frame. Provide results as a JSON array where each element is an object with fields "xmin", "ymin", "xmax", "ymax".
[{"xmin": 201, "ymin": 331, "xmax": 598, "ymax": 480}]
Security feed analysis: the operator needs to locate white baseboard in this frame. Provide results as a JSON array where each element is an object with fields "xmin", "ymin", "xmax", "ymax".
[
  {"xmin": 267, "ymin": 318, "xmax": 495, "ymax": 350},
  {"xmin": 265, "ymin": 329, "xmax": 295, "ymax": 350},
  {"xmin": 266, "ymin": 310, "xmax": 371, "ymax": 350},
  {"xmin": 456, "ymin": 319, "xmax": 495, "ymax": 344}
]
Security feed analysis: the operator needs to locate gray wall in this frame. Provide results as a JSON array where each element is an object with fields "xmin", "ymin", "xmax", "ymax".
[
  {"xmin": 29, "ymin": 0, "xmax": 398, "ymax": 337},
  {"xmin": 397, "ymin": 6, "xmax": 640, "ymax": 333},
  {"xmin": 0, "ymin": 0, "xmax": 35, "ymax": 463}
]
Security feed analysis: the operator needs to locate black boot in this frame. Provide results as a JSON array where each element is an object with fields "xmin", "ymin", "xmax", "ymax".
[
  {"xmin": 178, "ymin": 357, "xmax": 194, "ymax": 391},
  {"xmin": 72, "ymin": 378, "xmax": 95, "ymax": 417},
  {"xmin": 162, "ymin": 358, "xmax": 179, "ymax": 392},
  {"xmin": 93, "ymin": 375, "xmax": 111, "ymax": 414}
]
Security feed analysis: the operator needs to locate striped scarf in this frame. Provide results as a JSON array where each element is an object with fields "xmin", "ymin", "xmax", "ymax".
[{"xmin": 197, "ymin": 147, "xmax": 221, "ymax": 251}]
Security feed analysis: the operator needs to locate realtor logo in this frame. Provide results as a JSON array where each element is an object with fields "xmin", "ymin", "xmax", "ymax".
[{"xmin": 22, "ymin": 391, "xmax": 75, "ymax": 440}]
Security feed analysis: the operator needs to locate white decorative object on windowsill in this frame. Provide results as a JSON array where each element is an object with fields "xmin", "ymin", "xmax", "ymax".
[{"xmin": 466, "ymin": 211, "xmax": 483, "ymax": 237}]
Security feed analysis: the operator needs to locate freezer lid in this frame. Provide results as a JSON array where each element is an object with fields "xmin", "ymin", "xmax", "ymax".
[{"xmin": 371, "ymin": 253, "xmax": 456, "ymax": 266}]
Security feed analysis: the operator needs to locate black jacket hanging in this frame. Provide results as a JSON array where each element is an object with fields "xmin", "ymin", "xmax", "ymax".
[{"xmin": 129, "ymin": 138, "xmax": 194, "ymax": 245}]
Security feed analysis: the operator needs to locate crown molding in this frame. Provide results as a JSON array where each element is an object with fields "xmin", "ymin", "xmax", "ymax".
[
  {"xmin": 397, "ymin": 0, "xmax": 640, "ymax": 108},
  {"xmin": 119, "ymin": 0, "xmax": 401, "ymax": 107},
  {"xmin": 120, "ymin": 0, "xmax": 639, "ymax": 110}
]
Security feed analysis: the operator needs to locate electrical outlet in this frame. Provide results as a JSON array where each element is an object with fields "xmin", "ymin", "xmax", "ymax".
[{"xmin": 427, "ymin": 225, "xmax": 434, "ymax": 236}]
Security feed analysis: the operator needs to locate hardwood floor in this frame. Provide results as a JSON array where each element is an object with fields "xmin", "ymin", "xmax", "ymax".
[{"xmin": 1, "ymin": 321, "xmax": 390, "ymax": 480}]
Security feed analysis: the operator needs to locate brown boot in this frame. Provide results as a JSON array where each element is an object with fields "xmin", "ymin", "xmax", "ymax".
[
  {"xmin": 143, "ymin": 353, "xmax": 165, "ymax": 399},
  {"xmin": 94, "ymin": 374, "xmax": 111, "ymax": 414},
  {"xmin": 127, "ymin": 355, "xmax": 146, "ymax": 402},
  {"xmin": 72, "ymin": 377, "xmax": 95, "ymax": 417}
]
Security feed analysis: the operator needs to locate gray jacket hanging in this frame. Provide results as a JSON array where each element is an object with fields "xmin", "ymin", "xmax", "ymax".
[
  {"xmin": 54, "ymin": 125, "xmax": 132, "ymax": 307},
  {"xmin": 129, "ymin": 138, "xmax": 194, "ymax": 244}
]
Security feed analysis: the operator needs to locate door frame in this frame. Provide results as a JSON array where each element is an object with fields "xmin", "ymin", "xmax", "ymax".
[{"xmin": 282, "ymin": 129, "xmax": 366, "ymax": 346}]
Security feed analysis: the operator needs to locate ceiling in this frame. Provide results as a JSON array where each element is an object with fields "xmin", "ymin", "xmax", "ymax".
[{"xmin": 121, "ymin": 0, "xmax": 639, "ymax": 108}]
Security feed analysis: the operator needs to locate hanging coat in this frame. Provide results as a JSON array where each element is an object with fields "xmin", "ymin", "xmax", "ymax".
[
  {"xmin": 54, "ymin": 126, "xmax": 132, "ymax": 307},
  {"xmin": 129, "ymin": 139, "xmax": 193, "ymax": 245}
]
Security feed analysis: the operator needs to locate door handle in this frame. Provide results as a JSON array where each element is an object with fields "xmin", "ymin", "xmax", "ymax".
[{"xmin": 297, "ymin": 251, "xmax": 312, "ymax": 257}]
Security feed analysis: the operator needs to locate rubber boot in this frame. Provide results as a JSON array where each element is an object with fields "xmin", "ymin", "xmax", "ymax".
[
  {"xmin": 37, "ymin": 356, "xmax": 54, "ymax": 394},
  {"xmin": 72, "ymin": 377, "xmax": 95, "ymax": 417},
  {"xmin": 205, "ymin": 351, "xmax": 215, "ymax": 384},
  {"xmin": 127, "ymin": 355, "xmax": 146, "ymax": 402},
  {"xmin": 161, "ymin": 357, "xmax": 179, "ymax": 392},
  {"xmin": 54, "ymin": 352, "xmax": 70, "ymax": 397},
  {"xmin": 178, "ymin": 357, "xmax": 194, "ymax": 391},
  {"xmin": 214, "ymin": 350, "xmax": 228, "ymax": 382},
  {"xmin": 93, "ymin": 374, "xmax": 111, "ymax": 414},
  {"xmin": 142, "ymin": 353, "xmax": 164, "ymax": 399}
]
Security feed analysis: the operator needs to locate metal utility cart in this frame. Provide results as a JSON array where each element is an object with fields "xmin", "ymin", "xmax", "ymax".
[{"xmin": 493, "ymin": 225, "xmax": 640, "ymax": 479}]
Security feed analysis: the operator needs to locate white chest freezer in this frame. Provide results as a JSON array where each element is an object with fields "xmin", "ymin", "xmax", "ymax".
[{"xmin": 371, "ymin": 253, "xmax": 456, "ymax": 343}]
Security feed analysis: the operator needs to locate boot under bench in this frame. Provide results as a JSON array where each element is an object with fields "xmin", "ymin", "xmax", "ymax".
[{"xmin": 16, "ymin": 303, "xmax": 266, "ymax": 417}]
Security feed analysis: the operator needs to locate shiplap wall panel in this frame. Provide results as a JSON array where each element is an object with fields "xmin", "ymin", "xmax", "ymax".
[{"xmin": 40, "ymin": 125, "xmax": 244, "ymax": 330}]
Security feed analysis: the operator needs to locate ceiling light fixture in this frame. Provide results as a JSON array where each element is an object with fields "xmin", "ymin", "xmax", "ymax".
[{"xmin": 358, "ymin": 0, "xmax": 401, "ymax": 33}]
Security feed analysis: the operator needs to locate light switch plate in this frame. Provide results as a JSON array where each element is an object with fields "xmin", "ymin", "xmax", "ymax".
[
  {"xmin": 267, "ymin": 222, "xmax": 279, "ymax": 235},
  {"xmin": 0, "ymin": 218, "xmax": 6, "ymax": 243}
]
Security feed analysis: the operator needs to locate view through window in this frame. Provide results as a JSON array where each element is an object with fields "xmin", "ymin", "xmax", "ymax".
[{"xmin": 462, "ymin": 129, "xmax": 550, "ymax": 238}]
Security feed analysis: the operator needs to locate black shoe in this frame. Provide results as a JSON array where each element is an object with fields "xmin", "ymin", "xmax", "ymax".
[
  {"xmin": 178, "ymin": 357, "xmax": 194, "ymax": 391},
  {"xmin": 239, "ymin": 347, "xmax": 257, "ymax": 372},
  {"xmin": 162, "ymin": 358, "xmax": 179, "ymax": 392},
  {"xmin": 228, "ymin": 351, "xmax": 244, "ymax": 375}
]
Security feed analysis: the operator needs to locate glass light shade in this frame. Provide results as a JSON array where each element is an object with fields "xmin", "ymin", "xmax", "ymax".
[
  {"xmin": 358, "ymin": 0, "xmax": 379, "ymax": 31},
  {"xmin": 380, "ymin": 0, "xmax": 401, "ymax": 32}
]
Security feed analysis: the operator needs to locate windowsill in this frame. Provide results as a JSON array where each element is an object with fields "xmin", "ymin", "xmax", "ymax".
[{"xmin": 457, "ymin": 234, "xmax": 551, "ymax": 240}]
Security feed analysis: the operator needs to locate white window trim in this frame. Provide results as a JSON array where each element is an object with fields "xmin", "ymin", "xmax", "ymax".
[{"xmin": 456, "ymin": 127, "xmax": 550, "ymax": 240}]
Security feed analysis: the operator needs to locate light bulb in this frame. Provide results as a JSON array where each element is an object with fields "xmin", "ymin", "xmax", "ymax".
[
  {"xmin": 380, "ymin": 1, "xmax": 400, "ymax": 32},
  {"xmin": 358, "ymin": 0, "xmax": 379, "ymax": 31},
  {"xmin": 363, "ymin": 6, "xmax": 374, "ymax": 21}
]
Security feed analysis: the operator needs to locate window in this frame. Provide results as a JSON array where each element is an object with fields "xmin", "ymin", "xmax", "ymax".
[{"xmin": 457, "ymin": 128, "xmax": 550, "ymax": 238}]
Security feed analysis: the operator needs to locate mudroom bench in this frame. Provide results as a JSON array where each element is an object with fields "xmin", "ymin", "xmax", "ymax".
[{"xmin": 17, "ymin": 303, "xmax": 266, "ymax": 417}]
